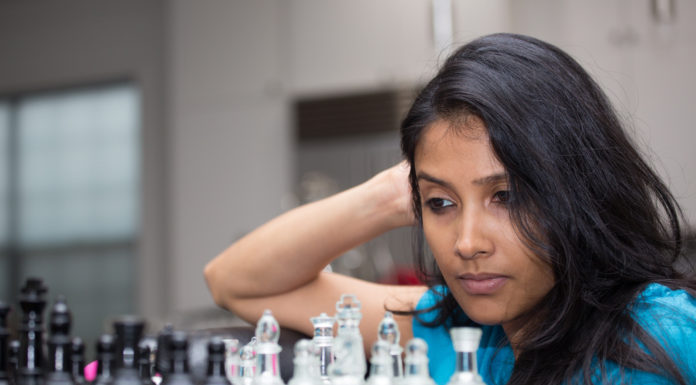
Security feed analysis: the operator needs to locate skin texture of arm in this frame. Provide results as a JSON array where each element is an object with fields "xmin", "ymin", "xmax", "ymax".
[{"xmin": 203, "ymin": 162, "xmax": 426, "ymax": 351}]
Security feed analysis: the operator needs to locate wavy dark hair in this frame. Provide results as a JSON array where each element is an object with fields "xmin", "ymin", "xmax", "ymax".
[{"xmin": 400, "ymin": 33, "xmax": 695, "ymax": 384}]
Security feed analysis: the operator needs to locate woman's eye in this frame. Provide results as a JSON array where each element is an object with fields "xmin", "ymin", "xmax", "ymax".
[
  {"xmin": 426, "ymin": 197, "xmax": 454, "ymax": 212},
  {"xmin": 492, "ymin": 190, "xmax": 510, "ymax": 203}
]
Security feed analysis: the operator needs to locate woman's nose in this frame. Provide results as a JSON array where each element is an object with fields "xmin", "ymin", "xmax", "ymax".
[{"xmin": 454, "ymin": 208, "xmax": 492, "ymax": 260}]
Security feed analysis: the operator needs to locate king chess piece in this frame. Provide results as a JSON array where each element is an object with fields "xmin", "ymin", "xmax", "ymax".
[
  {"xmin": 328, "ymin": 294, "xmax": 365, "ymax": 385},
  {"xmin": 446, "ymin": 328, "xmax": 485, "ymax": 385},
  {"xmin": 309, "ymin": 313, "xmax": 333, "ymax": 385},
  {"xmin": 45, "ymin": 296, "xmax": 75, "ymax": 385},
  {"xmin": 17, "ymin": 278, "xmax": 48, "ymax": 385},
  {"xmin": 203, "ymin": 337, "xmax": 231, "ymax": 385},
  {"xmin": 252, "ymin": 310, "xmax": 283, "ymax": 385},
  {"xmin": 402, "ymin": 339, "xmax": 434, "ymax": 385},
  {"xmin": 377, "ymin": 312, "xmax": 403, "ymax": 379}
]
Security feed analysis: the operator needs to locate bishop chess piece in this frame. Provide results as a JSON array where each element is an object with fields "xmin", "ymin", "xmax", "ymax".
[
  {"xmin": 222, "ymin": 339, "xmax": 240, "ymax": 385},
  {"xmin": 446, "ymin": 328, "xmax": 485, "ymax": 385},
  {"xmin": 70, "ymin": 338, "xmax": 87, "ymax": 385},
  {"xmin": 17, "ymin": 277, "xmax": 48, "ymax": 385},
  {"xmin": 0, "ymin": 302, "xmax": 11, "ymax": 385},
  {"xmin": 377, "ymin": 312, "xmax": 403, "ymax": 379},
  {"xmin": 309, "ymin": 313, "xmax": 333, "ymax": 385},
  {"xmin": 45, "ymin": 296, "xmax": 74, "ymax": 385},
  {"xmin": 137, "ymin": 342, "xmax": 155, "ymax": 385},
  {"xmin": 203, "ymin": 337, "xmax": 231, "ymax": 385},
  {"xmin": 329, "ymin": 294, "xmax": 366, "ymax": 385},
  {"xmin": 94, "ymin": 334, "xmax": 117, "ymax": 385},
  {"xmin": 238, "ymin": 338, "xmax": 256, "ymax": 385},
  {"xmin": 252, "ymin": 310, "xmax": 283, "ymax": 385},
  {"xmin": 402, "ymin": 339, "xmax": 434, "ymax": 385},
  {"xmin": 287, "ymin": 340, "xmax": 321, "ymax": 385},
  {"xmin": 161, "ymin": 331, "xmax": 194, "ymax": 385},
  {"xmin": 366, "ymin": 340, "xmax": 392, "ymax": 385},
  {"xmin": 113, "ymin": 316, "xmax": 147, "ymax": 385}
]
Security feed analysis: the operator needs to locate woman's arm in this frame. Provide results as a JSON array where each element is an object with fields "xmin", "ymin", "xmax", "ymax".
[{"xmin": 203, "ymin": 162, "xmax": 425, "ymax": 345}]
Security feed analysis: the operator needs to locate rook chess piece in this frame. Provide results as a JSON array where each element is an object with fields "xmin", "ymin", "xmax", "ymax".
[
  {"xmin": 45, "ymin": 296, "xmax": 74, "ymax": 385},
  {"xmin": 113, "ymin": 317, "xmax": 146, "ymax": 385},
  {"xmin": 161, "ymin": 331, "xmax": 194, "ymax": 385},
  {"xmin": 203, "ymin": 337, "xmax": 231, "ymax": 385},
  {"xmin": 309, "ymin": 313, "xmax": 333, "ymax": 385},
  {"xmin": 137, "ymin": 341, "xmax": 155, "ymax": 385},
  {"xmin": 446, "ymin": 328, "xmax": 485, "ymax": 385},
  {"xmin": 402, "ymin": 339, "xmax": 434, "ymax": 385},
  {"xmin": 252, "ymin": 310, "xmax": 283, "ymax": 385}
]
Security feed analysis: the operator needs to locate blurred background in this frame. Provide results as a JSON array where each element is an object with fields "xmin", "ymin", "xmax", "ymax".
[{"xmin": 0, "ymin": 0, "xmax": 694, "ymax": 353}]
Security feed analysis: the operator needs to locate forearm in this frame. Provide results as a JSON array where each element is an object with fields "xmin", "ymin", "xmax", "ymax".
[{"xmin": 204, "ymin": 168, "xmax": 412, "ymax": 308}]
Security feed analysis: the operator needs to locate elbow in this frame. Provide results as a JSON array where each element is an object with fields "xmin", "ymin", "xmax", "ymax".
[{"xmin": 203, "ymin": 260, "xmax": 228, "ymax": 309}]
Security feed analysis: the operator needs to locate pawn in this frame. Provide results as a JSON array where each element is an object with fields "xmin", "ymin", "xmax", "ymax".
[
  {"xmin": 252, "ymin": 310, "xmax": 283, "ymax": 385},
  {"xmin": 366, "ymin": 340, "xmax": 392, "ymax": 385},
  {"xmin": 238, "ymin": 339, "xmax": 256, "ymax": 385},
  {"xmin": 45, "ymin": 296, "xmax": 74, "ymax": 385},
  {"xmin": 287, "ymin": 340, "xmax": 321, "ymax": 385},
  {"xmin": 222, "ymin": 339, "xmax": 240, "ymax": 385},
  {"xmin": 0, "ymin": 302, "xmax": 11, "ymax": 385},
  {"xmin": 95, "ymin": 334, "xmax": 118, "ymax": 385},
  {"xmin": 377, "ymin": 312, "xmax": 403, "ymax": 379},
  {"xmin": 137, "ymin": 342, "xmax": 154, "ymax": 385},
  {"xmin": 161, "ymin": 331, "xmax": 194, "ymax": 385},
  {"xmin": 8, "ymin": 340, "xmax": 21, "ymax": 382},
  {"xmin": 70, "ymin": 338, "xmax": 87, "ymax": 385},
  {"xmin": 402, "ymin": 339, "xmax": 434, "ymax": 385},
  {"xmin": 446, "ymin": 328, "xmax": 485, "ymax": 385},
  {"xmin": 203, "ymin": 337, "xmax": 231, "ymax": 385}
]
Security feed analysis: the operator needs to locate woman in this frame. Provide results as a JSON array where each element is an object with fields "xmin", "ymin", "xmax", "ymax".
[{"xmin": 204, "ymin": 33, "xmax": 696, "ymax": 384}]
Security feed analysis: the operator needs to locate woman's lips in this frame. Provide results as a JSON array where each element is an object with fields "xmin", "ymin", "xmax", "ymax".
[{"xmin": 457, "ymin": 274, "xmax": 508, "ymax": 295}]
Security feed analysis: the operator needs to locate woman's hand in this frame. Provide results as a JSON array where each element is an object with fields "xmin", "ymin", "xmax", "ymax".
[{"xmin": 367, "ymin": 161, "xmax": 416, "ymax": 228}]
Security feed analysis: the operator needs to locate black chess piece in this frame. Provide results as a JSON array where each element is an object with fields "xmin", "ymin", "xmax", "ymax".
[
  {"xmin": 8, "ymin": 340, "xmax": 20, "ymax": 382},
  {"xmin": 70, "ymin": 338, "xmax": 86, "ymax": 385},
  {"xmin": 0, "ymin": 302, "xmax": 11, "ymax": 385},
  {"xmin": 154, "ymin": 325, "xmax": 173, "ymax": 381},
  {"xmin": 45, "ymin": 296, "xmax": 74, "ymax": 385},
  {"xmin": 112, "ymin": 317, "xmax": 146, "ymax": 385},
  {"xmin": 17, "ymin": 277, "xmax": 48, "ymax": 385},
  {"xmin": 136, "ymin": 342, "xmax": 153, "ymax": 385},
  {"xmin": 202, "ymin": 337, "xmax": 230, "ymax": 385},
  {"xmin": 94, "ymin": 335, "xmax": 116, "ymax": 385},
  {"xmin": 161, "ymin": 332, "xmax": 193, "ymax": 385}
]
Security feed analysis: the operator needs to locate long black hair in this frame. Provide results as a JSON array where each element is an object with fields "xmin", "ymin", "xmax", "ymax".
[{"xmin": 400, "ymin": 33, "xmax": 695, "ymax": 384}]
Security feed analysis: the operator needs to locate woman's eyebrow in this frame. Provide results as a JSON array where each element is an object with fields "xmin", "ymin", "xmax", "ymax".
[
  {"xmin": 417, "ymin": 171, "xmax": 507, "ymax": 188},
  {"xmin": 416, "ymin": 172, "xmax": 455, "ymax": 191}
]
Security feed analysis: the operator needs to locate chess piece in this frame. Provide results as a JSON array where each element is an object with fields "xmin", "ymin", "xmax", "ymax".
[
  {"xmin": 161, "ymin": 331, "xmax": 193, "ymax": 385},
  {"xmin": 137, "ymin": 341, "xmax": 154, "ymax": 385},
  {"xmin": 366, "ymin": 340, "xmax": 393, "ymax": 385},
  {"xmin": 377, "ymin": 312, "xmax": 402, "ymax": 379},
  {"xmin": 70, "ymin": 338, "xmax": 86, "ymax": 385},
  {"xmin": 0, "ymin": 302, "xmax": 11, "ymax": 385},
  {"xmin": 222, "ymin": 339, "xmax": 239, "ymax": 385},
  {"xmin": 446, "ymin": 328, "xmax": 485, "ymax": 385},
  {"xmin": 309, "ymin": 313, "xmax": 333, "ymax": 384},
  {"xmin": 287, "ymin": 340, "xmax": 321, "ymax": 385},
  {"xmin": 203, "ymin": 337, "xmax": 231, "ymax": 385},
  {"xmin": 154, "ymin": 324, "xmax": 174, "ymax": 383},
  {"xmin": 17, "ymin": 277, "xmax": 48, "ymax": 385},
  {"xmin": 8, "ymin": 340, "xmax": 20, "ymax": 382},
  {"xmin": 113, "ymin": 317, "xmax": 146, "ymax": 385},
  {"xmin": 329, "ymin": 294, "xmax": 366, "ymax": 385},
  {"xmin": 45, "ymin": 296, "xmax": 74, "ymax": 385},
  {"xmin": 402, "ymin": 339, "xmax": 434, "ymax": 385},
  {"xmin": 238, "ymin": 339, "xmax": 256, "ymax": 385},
  {"xmin": 94, "ymin": 334, "xmax": 117, "ymax": 385},
  {"xmin": 252, "ymin": 310, "xmax": 283, "ymax": 385}
]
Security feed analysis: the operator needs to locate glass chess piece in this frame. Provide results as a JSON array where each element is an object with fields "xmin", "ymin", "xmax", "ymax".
[
  {"xmin": 377, "ymin": 312, "xmax": 403, "ymax": 379},
  {"xmin": 365, "ymin": 340, "xmax": 393, "ymax": 385},
  {"xmin": 402, "ymin": 339, "xmax": 434, "ymax": 385},
  {"xmin": 238, "ymin": 338, "xmax": 256, "ymax": 385},
  {"xmin": 328, "ymin": 294, "xmax": 366, "ymax": 385},
  {"xmin": 287, "ymin": 340, "xmax": 322, "ymax": 385},
  {"xmin": 45, "ymin": 296, "xmax": 74, "ymax": 385},
  {"xmin": 309, "ymin": 313, "xmax": 334, "ymax": 384},
  {"xmin": 252, "ymin": 310, "xmax": 284, "ymax": 385},
  {"xmin": 223, "ymin": 339, "xmax": 240, "ymax": 385},
  {"xmin": 446, "ymin": 328, "xmax": 485, "ymax": 385}
]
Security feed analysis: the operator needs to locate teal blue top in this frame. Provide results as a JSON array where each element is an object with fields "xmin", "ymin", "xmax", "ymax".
[{"xmin": 412, "ymin": 283, "xmax": 696, "ymax": 384}]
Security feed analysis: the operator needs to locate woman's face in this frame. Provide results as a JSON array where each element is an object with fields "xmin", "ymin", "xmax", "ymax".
[{"xmin": 415, "ymin": 117, "xmax": 554, "ymax": 339}]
